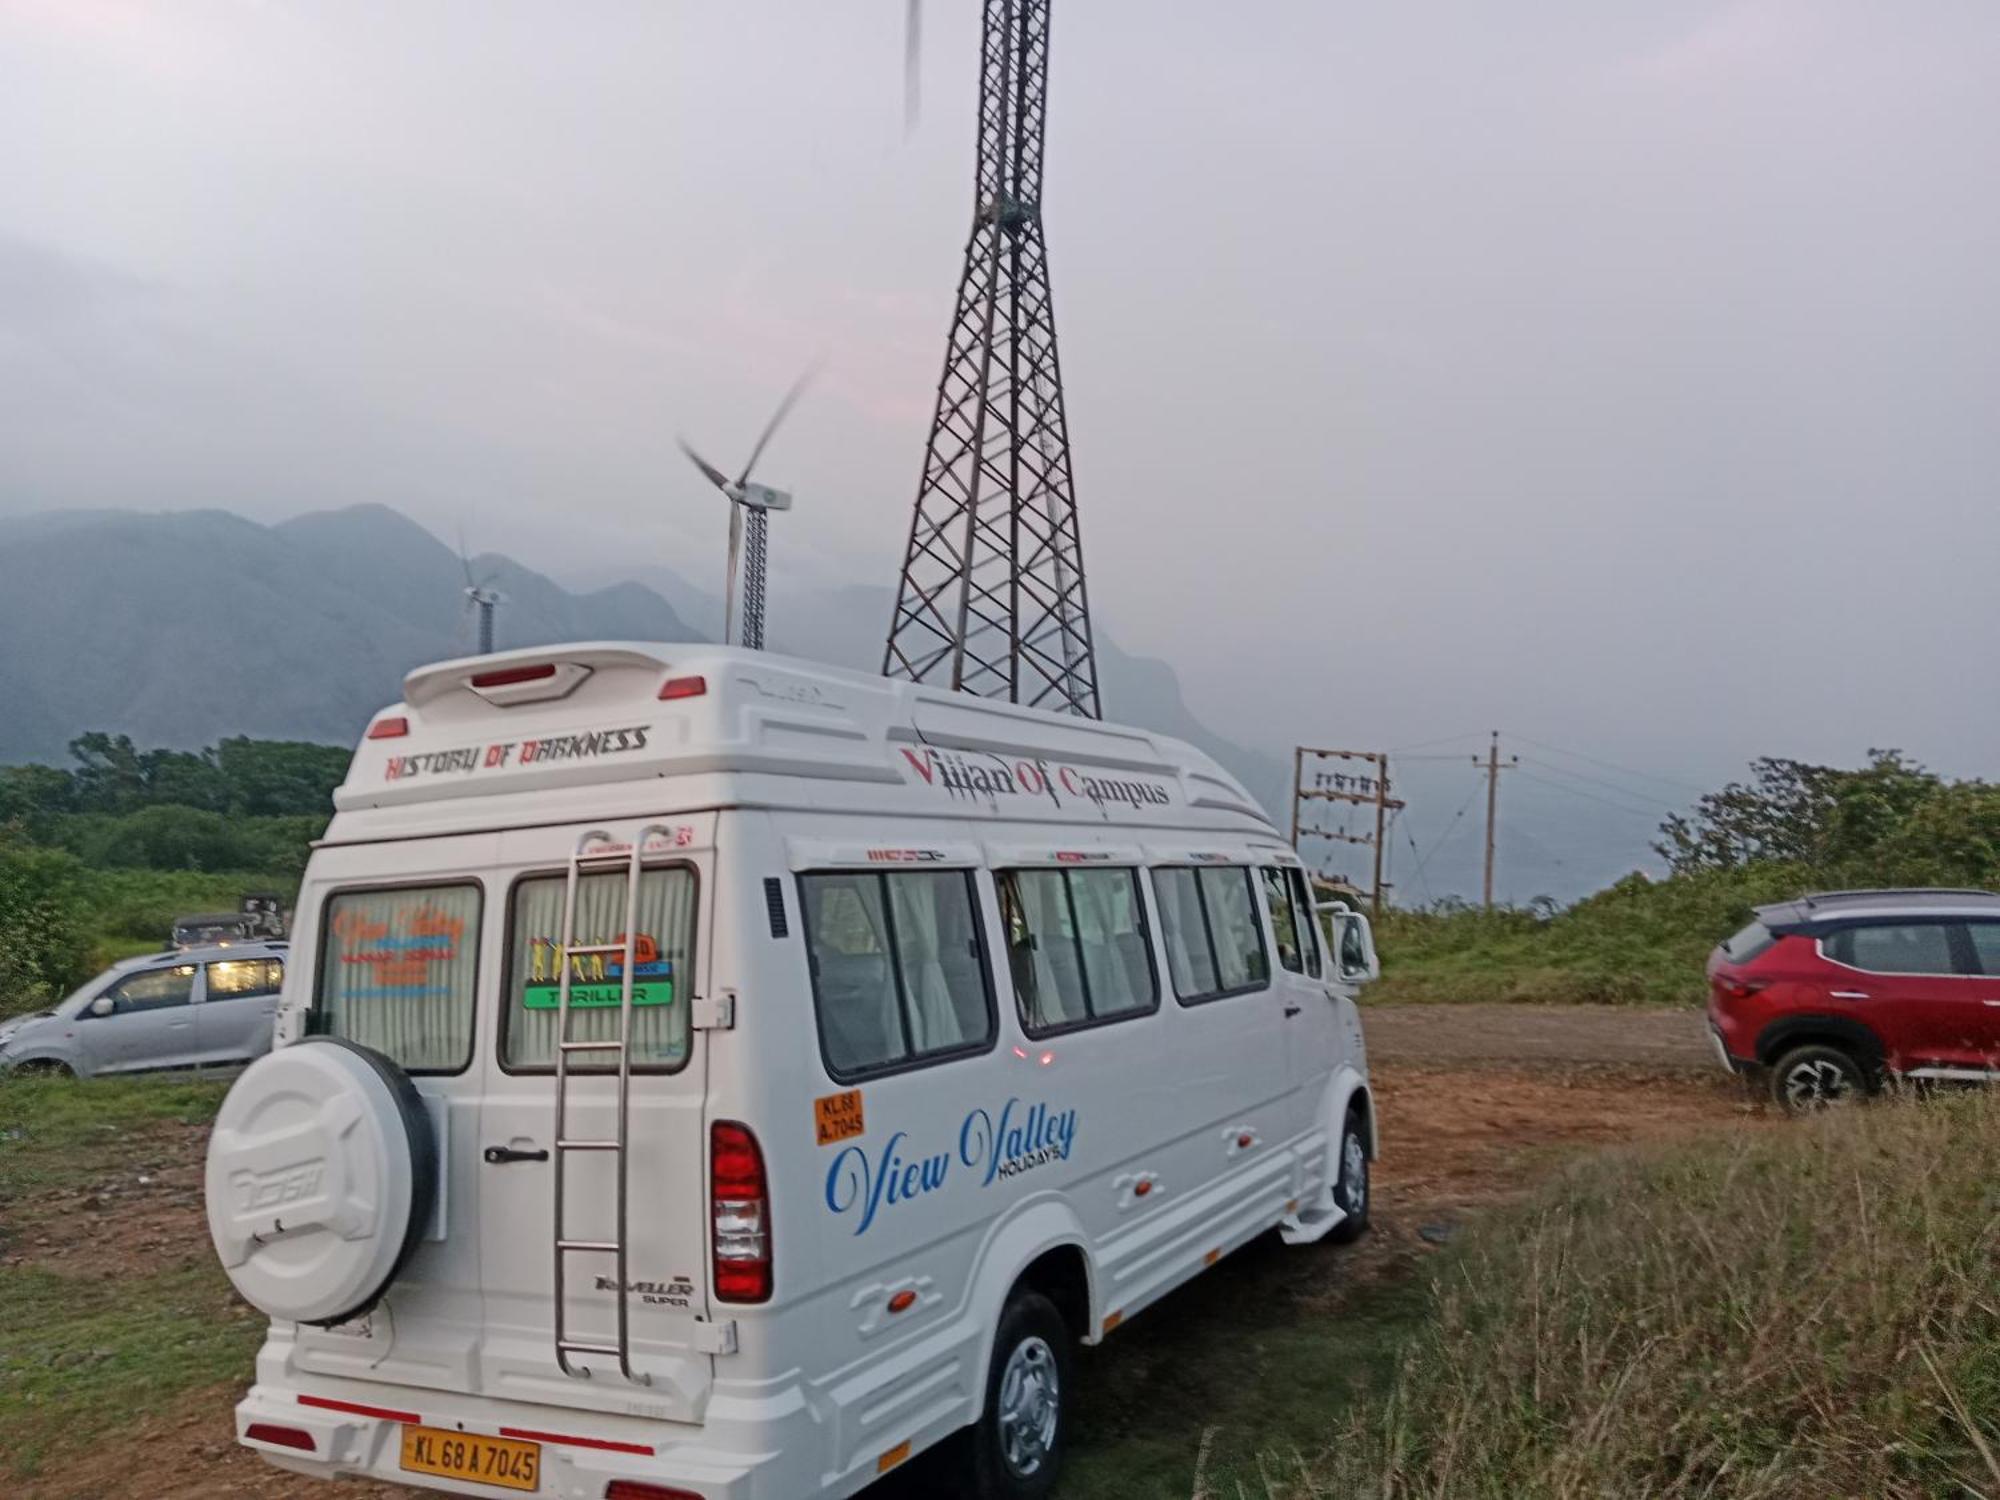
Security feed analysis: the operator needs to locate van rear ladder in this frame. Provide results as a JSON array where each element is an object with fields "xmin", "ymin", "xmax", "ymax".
[{"xmin": 550, "ymin": 826, "xmax": 673, "ymax": 1385}]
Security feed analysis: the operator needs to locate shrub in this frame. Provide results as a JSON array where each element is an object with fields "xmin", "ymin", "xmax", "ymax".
[{"xmin": 0, "ymin": 841, "xmax": 91, "ymax": 1016}]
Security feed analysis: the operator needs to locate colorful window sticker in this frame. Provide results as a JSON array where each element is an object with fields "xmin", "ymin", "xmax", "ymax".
[{"xmin": 521, "ymin": 933, "xmax": 675, "ymax": 1010}]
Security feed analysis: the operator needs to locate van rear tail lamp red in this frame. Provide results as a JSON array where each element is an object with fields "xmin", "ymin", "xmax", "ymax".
[
  {"xmin": 658, "ymin": 675, "xmax": 707, "ymax": 701},
  {"xmin": 366, "ymin": 716, "xmax": 409, "ymax": 740},
  {"xmin": 710, "ymin": 1120, "xmax": 772, "ymax": 1303},
  {"xmin": 604, "ymin": 1483, "xmax": 703, "ymax": 1500},
  {"xmin": 470, "ymin": 663, "xmax": 560, "ymax": 689}
]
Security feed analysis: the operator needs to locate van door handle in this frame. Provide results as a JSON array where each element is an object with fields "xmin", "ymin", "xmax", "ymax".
[
  {"xmin": 484, "ymin": 1146, "xmax": 550, "ymax": 1165},
  {"xmin": 1283, "ymin": 1002, "xmax": 1303, "ymax": 1018}
]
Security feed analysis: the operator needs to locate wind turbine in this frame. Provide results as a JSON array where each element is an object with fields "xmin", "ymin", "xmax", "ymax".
[
  {"xmin": 458, "ymin": 534, "xmax": 505, "ymax": 656},
  {"xmin": 677, "ymin": 367, "xmax": 816, "ymax": 651}
]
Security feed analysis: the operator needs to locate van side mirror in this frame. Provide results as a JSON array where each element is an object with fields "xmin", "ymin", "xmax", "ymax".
[
  {"xmin": 1317, "ymin": 907, "xmax": 1380, "ymax": 984},
  {"xmin": 89, "ymin": 995, "xmax": 116, "ymax": 1018}
]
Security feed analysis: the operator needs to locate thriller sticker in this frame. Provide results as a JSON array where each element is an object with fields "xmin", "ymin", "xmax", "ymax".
[{"xmin": 815, "ymin": 1089, "xmax": 866, "ymax": 1146}]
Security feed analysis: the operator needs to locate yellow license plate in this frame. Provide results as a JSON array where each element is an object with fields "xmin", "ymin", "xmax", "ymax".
[{"xmin": 400, "ymin": 1425, "xmax": 541, "ymax": 1492}]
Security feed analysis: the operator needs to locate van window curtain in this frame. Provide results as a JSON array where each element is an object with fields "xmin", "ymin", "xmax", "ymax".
[
  {"xmin": 801, "ymin": 870, "xmax": 992, "ymax": 1075},
  {"xmin": 505, "ymin": 867, "xmax": 695, "ymax": 1070},
  {"xmin": 1200, "ymin": 867, "xmax": 1269, "ymax": 991},
  {"xmin": 1007, "ymin": 871, "xmax": 1087, "ymax": 1027},
  {"xmin": 1070, "ymin": 869, "xmax": 1153, "ymax": 1017},
  {"xmin": 317, "ymin": 885, "xmax": 481, "ymax": 1072},
  {"xmin": 1152, "ymin": 868, "xmax": 1219, "ymax": 998}
]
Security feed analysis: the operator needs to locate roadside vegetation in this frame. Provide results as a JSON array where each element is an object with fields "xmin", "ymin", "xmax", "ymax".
[
  {"xmin": 1370, "ymin": 750, "xmax": 2000, "ymax": 1006},
  {"xmin": 0, "ymin": 734, "xmax": 344, "ymax": 1019},
  {"xmin": 1297, "ymin": 1091, "xmax": 2000, "ymax": 1499}
]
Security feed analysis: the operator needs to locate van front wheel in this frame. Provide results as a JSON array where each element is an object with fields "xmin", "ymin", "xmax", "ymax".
[{"xmin": 967, "ymin": 1290, "xmax": 1072, "ymax": 1499}]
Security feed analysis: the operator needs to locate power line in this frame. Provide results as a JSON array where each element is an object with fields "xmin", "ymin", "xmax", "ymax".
[
  {"xmin": 1513, "ymin": 766, "xmax": 1664, "ymax": 820},
  {"xmin": 1406, "ymin": 777, "xmax": 1484, "ymax": 893},
  {"xmin": 1517, "ymin": 756, "xmax": 1683, "ymax": 811},
  {"xmin": 1387, "ymin": 730, "xmax": 1489, "ymax": 755},
  {"xmin": 1504, "ymin": 734, "xmax": 1710, "ymax": 797}
]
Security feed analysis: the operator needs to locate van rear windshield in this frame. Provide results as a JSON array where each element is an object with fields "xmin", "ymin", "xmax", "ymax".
[
  {"xmin": 502, "ymin": 866, "xmax": 696, "ymax": 1072},
  {"xmin": 316, "ymin": 884, "xmax": 482, "ymax": 1073}
]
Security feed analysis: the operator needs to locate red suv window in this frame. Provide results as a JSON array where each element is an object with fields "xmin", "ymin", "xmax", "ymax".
[{"xmin": 1825, "ymin": 922, "xmax": 1960, "ymax": 975}]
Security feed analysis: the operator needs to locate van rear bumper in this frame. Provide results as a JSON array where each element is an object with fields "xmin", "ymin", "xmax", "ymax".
[{"xmin": 235, "ymin": 1381, "xmax": 775, "ymax": 1500}]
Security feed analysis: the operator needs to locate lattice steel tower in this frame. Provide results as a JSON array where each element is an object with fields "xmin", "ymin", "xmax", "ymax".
[{"xmin": 882, "ymin": 0, "xmax": 1101, "ymax": 718}]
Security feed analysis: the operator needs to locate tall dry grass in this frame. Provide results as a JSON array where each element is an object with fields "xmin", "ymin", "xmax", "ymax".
[{"xmin": 1298, "ymin": 1093, "xmax": 2000, "ymax": 1499}]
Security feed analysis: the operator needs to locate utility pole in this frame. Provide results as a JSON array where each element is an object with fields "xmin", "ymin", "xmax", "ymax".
[
  {"xmin": 1293, "ymin": 746, "xmax": 1404, "ymax": 916},
  {"xmin": 1475, "ymin": 731, "xmax": 1518, "ymax": 909}
]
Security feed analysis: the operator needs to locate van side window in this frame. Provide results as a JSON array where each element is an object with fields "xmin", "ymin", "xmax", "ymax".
[
  {"xmin": 503, "ymin": 866, "xmax": 696, "ymax": 1072},
  {"xmin": 800, "ymin": 870, "xmax": 996, "ymax": 1081},
  {"xmin": 1152, "ymin": 866, "xmax": 1271, "ymax": 1004},
  {"xmin": 316, "ymin": 884, "xmax": 482, "ymax": 1074},
  {"xmin": 1260, "ymin": 867, "xmax": 1303, "ymax": 973},
  {"xmin": 997, "ymin": 867, "xmax": 1158, "ymax": 1036},
  {"xmin": 1286, "ymin": 868, "xmax": 1323, "ymax": 978}
]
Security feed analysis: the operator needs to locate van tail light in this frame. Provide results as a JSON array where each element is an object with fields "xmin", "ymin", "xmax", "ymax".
[
  {"xmin": 658, "ymin": 675, "xmax": 707, "ymax": 701},
  {"xmin": 245, "ymin": 1423, "xmax": 317, "ymax": 1452},
  {"xmin": 366, "ymin": 716, "xmax": 409, "ymax": 740},
  {"xmin": 605, "ymin": 1484, "xmax": 703, "ymax": 1500},
  {"xmin": 1717, "ymin": 977, "xmax": 1768, "ymax": 1001},
  {"xmin": 711, "ymin": 1120, "xmax": 772, "ymax": 1303},
  {"xmin": 470, "ymin": 663, "xmax": 558, "ymax": 689}
]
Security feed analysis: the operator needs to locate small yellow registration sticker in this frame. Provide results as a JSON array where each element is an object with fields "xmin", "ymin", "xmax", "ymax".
[
  {"xmin": 815, "ymin": 1088, "xmax": 866, "ymax": 1145},
  {"xmin": 400, "ymin": 1425, "xmax": 540, "ymax": 1492}
]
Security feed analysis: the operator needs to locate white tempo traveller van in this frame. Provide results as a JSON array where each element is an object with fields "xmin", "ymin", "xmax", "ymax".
[{"xmin": 204, "ymin": 643, "xmax": 1378, "ymax": 1500}]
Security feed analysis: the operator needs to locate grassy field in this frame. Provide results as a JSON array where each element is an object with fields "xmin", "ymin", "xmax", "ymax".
[
  {"xmin": 0, "ymin": 1074, "xmax": 250, "ymax": 1480},
  {"xmin": 1300, "ymin": 1092, "xmax": 2000, "ymax": 1499},
  {"xmin": 1367, "ymin": 864, "xmax": 1814, "ymax": 1007}
]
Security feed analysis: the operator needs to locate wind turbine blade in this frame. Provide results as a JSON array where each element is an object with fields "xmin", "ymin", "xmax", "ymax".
[
  {"xmin": 904, "ymin": 0, "xmax": 922, "ymax": 135},
  {"xmin": 736, "ymin": 361, "xmax": 822, "ymax": 488},
  {"xmin": 677, "ymin": 437, "xmax": 734, "ymax": 493}
]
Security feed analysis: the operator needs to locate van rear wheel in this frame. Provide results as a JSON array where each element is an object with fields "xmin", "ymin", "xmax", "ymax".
[{"xmin": 966, "ymin": 1290, "xmax": 1072, "ymax": 1499}]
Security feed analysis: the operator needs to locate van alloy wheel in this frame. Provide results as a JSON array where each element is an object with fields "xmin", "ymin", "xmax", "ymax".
[
  {"xmin": 997, "ymin": 1336, "xmax": 1060, "ymax": 1478},
  {"xmin": 1338, "ymin": 1132, "xmax": 1368, "ymax": 1217},
  {"xmin": 968, "ymin": 1289, "xmax": 1071, "ymax": 1498},
  {"xmin": 1329, "ymin": 1111, "xmax": 1371, "ymax": 1244}
]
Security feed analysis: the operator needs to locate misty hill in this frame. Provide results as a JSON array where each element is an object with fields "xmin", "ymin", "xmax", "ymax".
[
  {"xmin": 0, "ymin": 506, "xmax": 695, "ymax": 763},
  {"xmin": 0, "ymin": 506, "xmax": 1287, "ymax": 813}
]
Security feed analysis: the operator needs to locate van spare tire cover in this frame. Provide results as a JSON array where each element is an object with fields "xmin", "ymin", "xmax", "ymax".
[{"xmin": 205, "ymin": 1036, "xmax": 437, "ymax": 1326}]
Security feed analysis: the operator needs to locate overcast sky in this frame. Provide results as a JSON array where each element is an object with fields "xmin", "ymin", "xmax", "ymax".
[{"xmin": 4, "ymin": 0, "xmax": 1998, "ymax": 894}]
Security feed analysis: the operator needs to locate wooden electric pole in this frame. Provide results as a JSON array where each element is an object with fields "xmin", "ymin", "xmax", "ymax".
[
  {"xmin": 1475, "ymin": 731, "xmax": 1518, "ymax": 909},
  {"xmin": 1292, "ymin": 746, "xmax": 1404, "ymax": 916}
]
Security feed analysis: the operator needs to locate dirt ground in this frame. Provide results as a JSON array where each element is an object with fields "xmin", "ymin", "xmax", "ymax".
[{"xmin": 7, "ymin": 1005, "xmax": 1759, "ymax": 1500}]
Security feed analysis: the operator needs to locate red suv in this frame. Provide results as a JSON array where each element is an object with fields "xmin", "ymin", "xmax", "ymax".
[{"xmin": 1708, "ymin": 889, "xmax": 2000, "ymax": 1112}]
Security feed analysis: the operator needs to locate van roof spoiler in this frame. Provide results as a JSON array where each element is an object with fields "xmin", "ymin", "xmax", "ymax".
[{"xmin": 402, "ymin": 643, "xmax": 680, "ymax": 709}]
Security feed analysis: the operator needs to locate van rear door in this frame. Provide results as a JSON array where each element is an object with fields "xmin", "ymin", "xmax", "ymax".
[{"xmin": 474, "ymin": 816, "xmax": 718, "ymax": 1422}]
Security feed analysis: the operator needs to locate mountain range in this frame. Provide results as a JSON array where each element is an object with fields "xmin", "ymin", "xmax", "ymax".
[{"xmin": 0, "ymin": 505, "xmax": 1289, "ymax": 813}]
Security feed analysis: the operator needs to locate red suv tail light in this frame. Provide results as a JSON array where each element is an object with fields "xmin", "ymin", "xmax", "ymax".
[
  {"xmin": 1717, "ymin": 977, "xmax": 1769, "ymax": 1001},
  {"xmin": 711, "ymin": 1121, "xmax": 772, "ymax": 1303}
]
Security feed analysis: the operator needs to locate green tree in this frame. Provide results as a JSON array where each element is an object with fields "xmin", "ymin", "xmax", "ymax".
[
  {"xmin": 0, "ymin": 837, "xmax": 90, "ymax": 1016},
  {"xmin": 1654, "ymin": 751, "xmax": 1944, "ymax": 879},
  {"xmin": 211, "ymin": 737, "xmax": 350, "ymax": 816}
]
